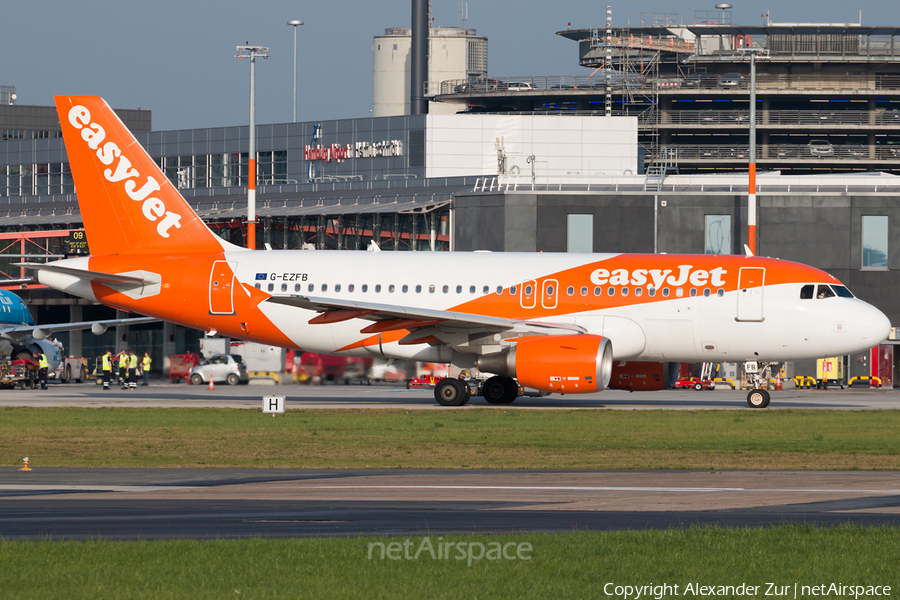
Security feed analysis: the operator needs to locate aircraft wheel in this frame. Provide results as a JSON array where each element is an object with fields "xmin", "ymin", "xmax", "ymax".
[
  {"xmin": 189, "ymin": 373, "xmax": 204, "ymax": 386},
  {"xmin": 746, "ymin": 389, "xmax": 770, "ymax": 408},
  {"xmin": 435, "ymin": 378, "xmax": 470, "ymax": 407},
  {"xmin": 483, "ymin": 376, "xmax": 518, "ymax": 404}
]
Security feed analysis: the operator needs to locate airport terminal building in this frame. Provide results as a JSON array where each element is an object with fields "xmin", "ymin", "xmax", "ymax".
[{"xmin": 2, "ymin": 13, "xmax": 900, "ymax": 384}]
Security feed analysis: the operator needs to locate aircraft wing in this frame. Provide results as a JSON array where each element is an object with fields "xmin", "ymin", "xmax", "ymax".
[
  {"xmin": 0, "ymin": 316, "xmax": 158, "ymax": 343},
  {"xmin": 265, "ymin": 295, "xmax": 584, "ymax": 353}
]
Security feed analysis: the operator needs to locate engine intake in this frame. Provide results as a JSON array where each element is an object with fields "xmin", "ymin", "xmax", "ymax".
[{"xmin": 477, "ymin": 334, "xmax": 613, "ymax": 394}]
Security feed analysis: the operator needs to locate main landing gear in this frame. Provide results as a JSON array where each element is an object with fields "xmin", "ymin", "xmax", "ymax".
[
  {"xmin": 433, "ymin": 375, "xmax": 521, "ymax": 407},
  {"xmin": 482, "ymin": 376, "xmax": 518, "ymax": 405},
  {"xmin": 434, "ymin": 377, "xmax": 471, "ymax": 407}
]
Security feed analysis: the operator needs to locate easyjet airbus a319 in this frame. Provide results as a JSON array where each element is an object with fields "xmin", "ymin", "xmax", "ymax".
[{"xmin": 21, "ymin": 96, "xmax": 891, "ymax": 408}]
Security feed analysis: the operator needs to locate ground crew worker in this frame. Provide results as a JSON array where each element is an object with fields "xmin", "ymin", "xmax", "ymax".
[
  {"xmin": 118, "ymin": 350, "xmax": 128, "ymax": 386},
  {"xmin": 101, "ymin": 350, "xmax": 113, "ymax": 390},
  {"xmin": 34, "ymin": 351, "xmax": 49, "ymax": 390},
  {"xmin": 128, "ymin": 350, "xmax": 138, "ymax": 390},
  {"xmin": 142, "ymin": 352, "xmax": 152, "ymax": 386}
]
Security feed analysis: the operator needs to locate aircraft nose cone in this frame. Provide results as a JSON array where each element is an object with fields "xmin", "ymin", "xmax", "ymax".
[{"xmin": 860, "ymin": 303, "xmax": 892, "ymax": 346}]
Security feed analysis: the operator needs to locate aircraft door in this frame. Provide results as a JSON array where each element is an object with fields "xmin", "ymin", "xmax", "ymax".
[
  {"xmin": 542, "ymin": 279, "xmax": 558, "ymax": 309},
  {"xmin": 520, "ymin": 280, "xmax": 537, "ymax": 309},
  {"xmin": 736, "ymin": 267, "xmax": 765, "ymax": 322},
  {"xmin": 209, "ymin": 261, "xmax": 238, "ymax": 316}
]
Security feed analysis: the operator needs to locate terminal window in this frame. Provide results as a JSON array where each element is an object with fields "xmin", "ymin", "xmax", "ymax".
[
  {"xmin": 862, "ymin": 215, "xmax": 888, "ymax": 269},
  {"xmin": 566, "ymin": 214, "xmax": 593, "ymax": 253},
  {"xmin": 705, "ymin": 215, "xmax": 731, "ymax": 255}
]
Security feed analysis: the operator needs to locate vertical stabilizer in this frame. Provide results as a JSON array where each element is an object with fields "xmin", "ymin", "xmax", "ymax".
[{"xmin": 55, "ymin": 96, "xmax": 230, "ymax": 256}]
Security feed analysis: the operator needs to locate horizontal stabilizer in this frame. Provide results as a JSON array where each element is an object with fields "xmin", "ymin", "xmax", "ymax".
[{"xmin": 14, "ymin": 263, "xmax": 149, "ymax": 286}]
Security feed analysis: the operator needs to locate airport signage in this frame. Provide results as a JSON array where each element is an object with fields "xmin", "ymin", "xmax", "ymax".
[
  {"xmin": 304, "ymin": 140, "xmax": 403, "ymax": 163},
  {"xmin": 262, "ymin": 396, "xmax": 285, "ymax": 414}
]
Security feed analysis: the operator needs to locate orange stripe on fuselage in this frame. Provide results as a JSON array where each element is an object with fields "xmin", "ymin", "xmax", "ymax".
[{"xmin": 446, "ymin": 254, "xmax": 837, "ymax": 321}]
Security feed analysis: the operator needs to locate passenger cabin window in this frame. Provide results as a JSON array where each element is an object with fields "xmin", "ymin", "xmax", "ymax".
[
  {"xmin": 362, "ymin": 284, "xmax": 368, "ymax": 293},
  {"xmin": 456, "ymin": 285, "xmax": 462, "ymax": 294},
  {"xmin": 375, "ymin": 284, "xmax": 381, "ymax": 293},
  {"xmin": 567, "ymin": 286, "xmax": 574, "ymax": 296},
  {"xmin": 281, "ymin": 283, "xmax": 287, "ymax": 292},
  {"xmin": 800, "ymin": 284, "xmax": 814, "ymax": 299},
  {"xmin": 816, "ymin": 285, "xmax": 835, "ymax": 299},
  {"xmin": 469, "ymin": 285, "xmax": 476, "ymax": 294},
  {"xmin": 634, "ymin": 287, "xmax": 642, "ymax": 297},
  {"xmin": 334, "ymin": 284, "xmax": 341, "ymax": 292},
  {"xmin": 483, "ymin": 286, "xmax": 490, "ymax": 294},
  {"xmin": 525, "ymin": 285, "xmax": 533, "ymax": 295},
  {"xmin": 321, "ymin": 284, "xmax": 328, "ymax": 292},
  {"xmin": 308, "ymin": 284, "xmax": 314, "ymax": 292},
  {"xmin": 348, "ymin": 284, "xmax": 355, "ymax": 292},
  {"xmin": 267, "ymin": 283, "xmax": 274, "ymax": 292},
  {"xmin": 294, "ymin": 284, "xmax": 301, "ymax": 292}
]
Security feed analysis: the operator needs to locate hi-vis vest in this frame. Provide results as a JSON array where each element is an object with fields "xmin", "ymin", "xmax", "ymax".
[
  {"xmin": 102, "ymin": 355, "xmax": 111, "ymax": 371},
  {"xmin": 119, "ymin": 354, "xmax": 128, "ymax": 366},
  {"xmin": 38, "ymin": 354, "xmax": 48, "ymax": 369},
  {"xmin": 142, "ymin": 356, "xmax": 152, "ymax": 369},
  {"xmin": 129, "ymin": 354, "xmax": 138, "ymax": 368}
]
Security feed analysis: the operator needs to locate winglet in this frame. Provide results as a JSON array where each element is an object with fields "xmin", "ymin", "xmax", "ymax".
[
  {"xmin": 744, "ymin": 244, "xmax": 755, "ymax": 257},
  {"xmin": 54, "ymin": 96, "xmax": 234, "ymax": 256}
]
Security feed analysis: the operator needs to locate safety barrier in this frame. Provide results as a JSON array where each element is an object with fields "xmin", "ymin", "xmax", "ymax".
[
  {"xmin": 248, "ymin": 371, "xmax": 281, "ymax": 384},
  {"xmin": 712, "ymin": 377, "xmax": 736, "ymax": 389},
  {"xmin": 793, "ymin": 376, "xmax": 818, "ymax": 389},
  {"xmin": 848, "ymin": 376, "xmax": 882, "ymax": 389}
]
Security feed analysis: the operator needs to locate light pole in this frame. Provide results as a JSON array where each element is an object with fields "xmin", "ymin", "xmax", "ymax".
[
  {"xmin": 236, "ymin": 44, "xmax": 269, "ymax": 250},
  {"xmin": 287, "ymin": 20, "xmax": 303, "ymax": 123}
]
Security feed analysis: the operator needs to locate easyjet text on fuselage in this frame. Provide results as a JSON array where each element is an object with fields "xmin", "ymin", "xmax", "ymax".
[{"xmin": 590, "ymin": 265, "xmax": 727, "ymax": 289}]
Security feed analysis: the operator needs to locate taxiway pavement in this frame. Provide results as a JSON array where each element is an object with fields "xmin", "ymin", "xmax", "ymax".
[
  {"xmin": 0, "ymin": 380, "xmax": 897, "ymax": 410},
  {"xmin": 1, "ymin": 468, "xmax": 898, "ymax": 539}
]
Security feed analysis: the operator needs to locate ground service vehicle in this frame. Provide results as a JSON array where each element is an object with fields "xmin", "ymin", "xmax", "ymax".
[{"xmin": 21, "ymin": 96, "xmax": 892, "ymax": 410}]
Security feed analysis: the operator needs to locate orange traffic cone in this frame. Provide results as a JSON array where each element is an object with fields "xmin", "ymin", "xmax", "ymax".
[
  {"xmin": 208, "ymin": 378, "xmax": 215, "ymax": 391},
  {"xmin": 775, "ymin": 376, "xmax": 783, "ymax": 391}
]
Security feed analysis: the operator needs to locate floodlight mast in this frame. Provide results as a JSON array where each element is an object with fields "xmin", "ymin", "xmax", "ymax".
[
  {"xmin": 235, "ymin": 45, "xmax": 269, "ymax": 250},
  {"xmin": 287, "ymin": 21, "xmax": 304, "ymax": 123}
]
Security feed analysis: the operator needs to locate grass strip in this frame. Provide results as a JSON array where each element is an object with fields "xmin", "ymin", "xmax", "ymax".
[
  {"xmin": 1, "ymin": 407, "xmax": 898, "ymax": 470},
  {"xmin": 1, "ymin": 525, "xmax": 897, "ymax": 599}
]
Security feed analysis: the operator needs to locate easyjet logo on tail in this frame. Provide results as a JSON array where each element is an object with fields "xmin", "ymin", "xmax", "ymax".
[
  {"xmin": 590, "ymin": 265, "xmax": 727, "ymax": 288},
  {"xmin": 67, "ymin": 105, "xmax": 183, "ymax": 239}
]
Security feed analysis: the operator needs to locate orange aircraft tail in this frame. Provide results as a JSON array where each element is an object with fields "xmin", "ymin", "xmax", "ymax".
[{"xmin": 54, "ymin": 96, "xmax": 229, "ymax": 256}]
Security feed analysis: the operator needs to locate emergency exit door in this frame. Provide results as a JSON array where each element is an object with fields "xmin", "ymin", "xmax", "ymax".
[
  {"xmin": 209, "ymin": 261, "xmax": 237, "ymax": 315},
  {"xmin": 736, "ymin": 267, "xmax": 765, "ymax": 322}
]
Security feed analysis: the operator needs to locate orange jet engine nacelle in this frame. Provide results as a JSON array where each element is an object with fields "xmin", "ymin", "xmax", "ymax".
[
  {"xmin": 607, "ymin": 361, "xmax": 680, "ymax": 392},
  {"xmin": 478, "ymin": 334, "xmax": 613, "ymax": 394}
]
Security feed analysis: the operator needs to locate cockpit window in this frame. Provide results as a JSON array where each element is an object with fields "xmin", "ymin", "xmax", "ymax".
[
  {"xmin": 800, "ymin": 284, "xmax": 814, "ymax": 300},
  {"xmin": 832, "ymin": 285, "xmax": 854, "ymax": 298},
  {"xmin": 816, "ymin": 285, "xmax": 835, "ymax": 299}
]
